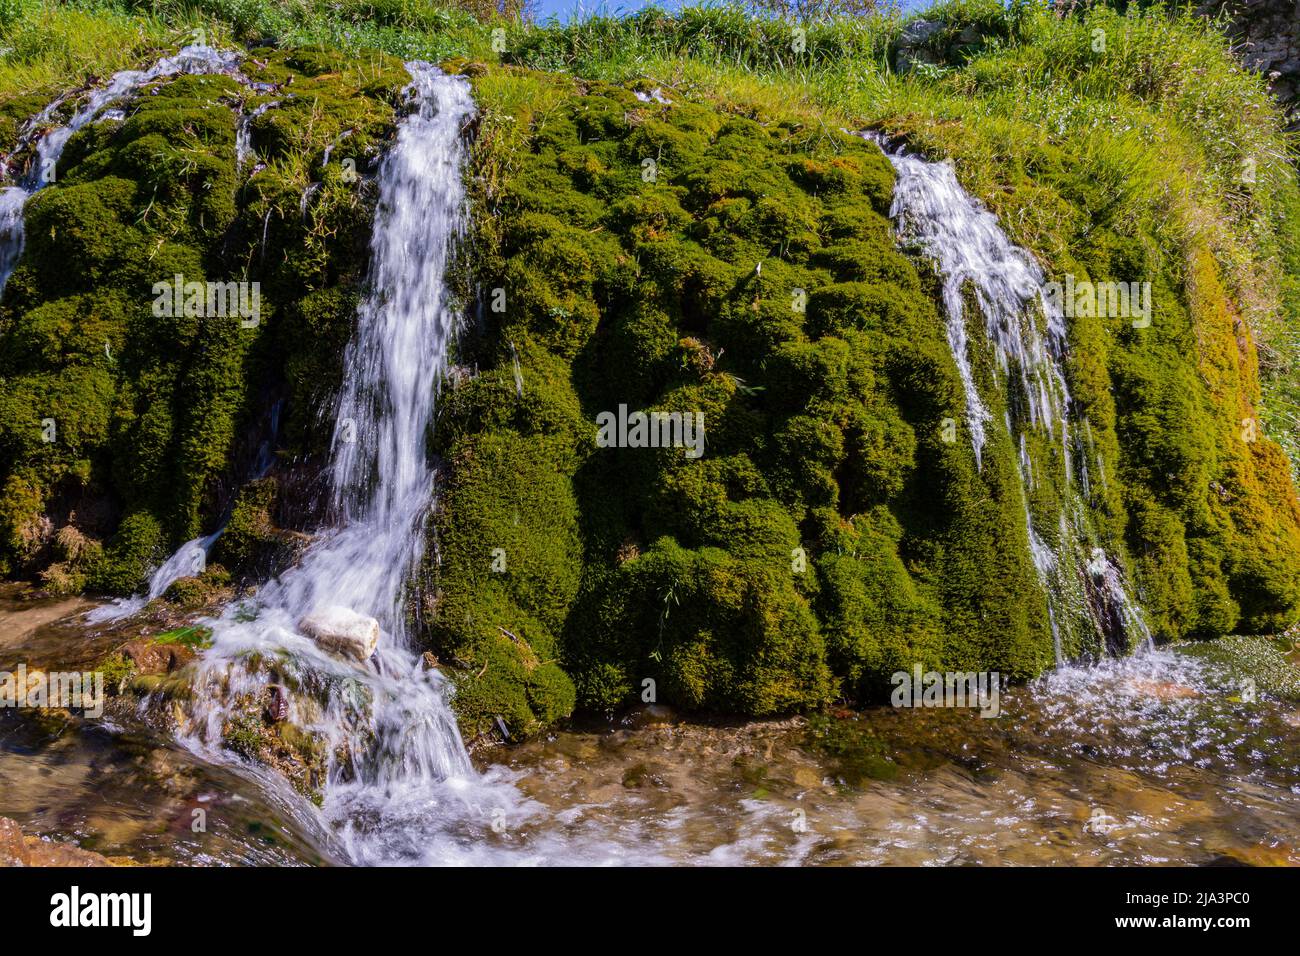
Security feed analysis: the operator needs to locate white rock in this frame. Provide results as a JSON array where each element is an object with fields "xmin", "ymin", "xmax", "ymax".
[{"xmin": 298, "ymin": 606, "xmax": 380, "ymax": 661}]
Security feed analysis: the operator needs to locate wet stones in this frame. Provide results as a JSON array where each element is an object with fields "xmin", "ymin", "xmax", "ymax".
[
  {"xmin": 264, "ymin": 684, "xmax": 289, "ymax": 723},
  {"xmin": 298, "ymin": 606, "xmax": 379, "ymax": 661},
  {"xmin": 120, "ymin": 637, "xmax": 196, "ymax": 675},
  {"xmin": 0, "ymin": 816, "xmax": 112, "ymax": 867}
]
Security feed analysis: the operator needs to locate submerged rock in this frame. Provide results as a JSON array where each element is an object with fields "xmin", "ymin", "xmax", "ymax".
[
  {"xmin": 0, "ymin": 817, "xmax": 112, "ymax": 867},
  {"xmin": 120, "ymin": 636, "xmax": 197, "ymax": 676},
  {"xmin": 298, "ymin": 606, "xmax": 379, "ymax": 661}
]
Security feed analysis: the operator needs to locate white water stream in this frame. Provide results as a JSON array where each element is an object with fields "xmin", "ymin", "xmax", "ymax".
[
  {"xmin": 22, "ymin": 57, "xmax": 1171, "ymax": 862},
  {"xmin": 166, "ymin": 63, "xmax": 542, "ymax": 864},
  {"xmin": 867, "ymin": 134, "xmax": 1150, "ymax": 657}
]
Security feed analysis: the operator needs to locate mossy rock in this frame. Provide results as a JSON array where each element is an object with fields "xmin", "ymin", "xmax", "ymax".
[
  {"xmin": 425, "ymin": 68, "xmax": 1058, "ymax": 733},
  {"xmin": 0, "ymin": 46, "xmax": 409, "ymax": 592}
]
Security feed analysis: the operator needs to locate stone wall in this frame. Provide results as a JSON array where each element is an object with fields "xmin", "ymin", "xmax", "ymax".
[{"xmin": 1201, "ymin": 0, "xmax": 1300, "ymax": 131}]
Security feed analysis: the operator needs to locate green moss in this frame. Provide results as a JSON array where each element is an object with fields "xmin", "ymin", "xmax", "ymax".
[
  {"xmin": 96, "ymin": 652, "xmax": 136, "ymax": 695},
  {"xmin": 222, "ymin": 710, "xmax": 265, "ymax": 760},
  {"xmin": 0, "ymin": 46, "xmax": 408, "ymax": 590},
  {"xmin": 89, "ymin": 510, "xmax": 163, "ymax": 594},
  {"xmin": 152, "ymin": 624, "xmax": 215, "ymax": 650},
  {"xmin": 3, "ymin": 8, "xmax": 1298, "ymax": 741},
  {"xmin": 426, "ymin": 71, "xmax": 1057, "ymax": 733}
]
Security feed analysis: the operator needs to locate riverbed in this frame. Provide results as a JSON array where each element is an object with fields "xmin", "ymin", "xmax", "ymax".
[{"xmin": 2, "ymin": 584, "xmax": 1297, "ymax": 866}]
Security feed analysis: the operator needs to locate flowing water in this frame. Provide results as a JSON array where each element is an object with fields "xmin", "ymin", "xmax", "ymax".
[
  {"xmin": 868, "ymin": 135, "xmax": 1149, "ymax": 660},
  {"xmin": 0, "ymin": 45, "xmax": 243, "ymax": 294},
  {"xmin": 2, "ymin": 44, "xmax": 245, "ymax": 627},
  {"xmin": 163, "ymin": 63, "xmax": 510, "ymax": 865},
  {"xmin": 6, "ymin": 584, "xmax": 1299, "ymax": 866}
]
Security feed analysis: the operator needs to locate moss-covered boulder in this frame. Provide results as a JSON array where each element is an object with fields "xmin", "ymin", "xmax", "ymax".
[
  {"xmin": 421, "ymin": 69, "xmax": 1057, "ymax": 738},
  {"xmin": 0, "ymin": 46, "xmax": 410, "ymax": 591}
]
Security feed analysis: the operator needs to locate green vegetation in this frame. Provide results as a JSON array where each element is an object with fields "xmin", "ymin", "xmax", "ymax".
[
  {"xmin": 0, "ymin": 37, "xmax": 409, "ymax": 590},
  {"xmin": 1, "ymin": 0, "xmax": 1298, "ymax": 738}
]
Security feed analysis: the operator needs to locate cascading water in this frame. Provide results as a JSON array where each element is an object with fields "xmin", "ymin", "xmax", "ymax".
[
  {"xmin": 85, "ymin": 531, "xmax": 222, "ymax": 624},
  {"xmin": 0, "ymin": 46, "xmax": 243, "ymax": 294},
  {"xmin": 86, "ymin": 401, "xmax": 283, "ymax": 625},
  {"xmin": 866, "ymin": 134, "xmax": 1150, "ymax": 659},
  {"xmin": 163, "ymin": 63, "xmax": 530, "ymax": 864}
]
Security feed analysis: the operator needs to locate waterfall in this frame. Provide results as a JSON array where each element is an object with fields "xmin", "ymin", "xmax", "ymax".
[
  {"xmin": 866, "ymin": 134, "xmax": 1149, "ymax": 659},
  {"xmin": 0, "ymin": 46, "xmax": 243, "ymax": 294},
  {"xmin": 85, "ymin": 532, "xmax": 223, "ymax": 624},
  {"xmin": 236, "ymin": 100, "xmax": 281, "ymax": 168},
  {"xmin": 87, "ymin": 400, "xmax": 282, "ymax": 625},
  {"xmin": 169, "ymin": 64, "xmax": 509, "ymax": 864}
]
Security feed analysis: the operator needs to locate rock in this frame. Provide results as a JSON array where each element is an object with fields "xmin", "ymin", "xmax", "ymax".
[
  {"xmin": 121, "ymin": 637, "xmax": 195, "ymax": 675},
  {"xmin": 264, "ymin": 684, "xmax": 289, "ymax": 723},
  {"xmin": 0, "ymin": 816, "xmax": 112, "ymax": 867},
  {"xmin": 621, "ymin": 703, "xmax": 678, "ymax": 729},
  {"xmin": 1121, "ymin": 677, "xmax": 1199, "ymax": 700},
  {"xmin": 298, "ymin": 606, "xmax": 379, "ymax": 661},
  {"xmin": 1197, "ymin": 0, "xmax": 1300, "ymax": 132},
  {"xmin": 893, "ymin": 19, "xmax": 948, "ymax": 74},
  {"xmin": 900, "ymin": 19, "xmax": 945, "ymax": 46},
  {"xmin": 621, "ymin": 762, "xmax": 669, "ymax": 789},
  {"xmin": 792, "ymin": 766, "xmax": 825, "ymax": 789}
]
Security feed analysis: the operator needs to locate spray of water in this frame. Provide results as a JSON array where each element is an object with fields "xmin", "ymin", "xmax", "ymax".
[{"xmin": 149, "ymin": 63, "xmax": 546, "ymax": 864}]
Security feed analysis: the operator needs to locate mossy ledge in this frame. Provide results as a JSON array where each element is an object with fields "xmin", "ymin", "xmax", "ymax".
[
  {"xmin": 0, "ymin": 45, "xmax": 410, "ymax": 594},
  {"xmin": 420, "ymin": 60, "xmax": 1300, "ymax": 741},
  {"xmin": 1, "ymin": 8, "xmax": 1298, "ymax": 744}
]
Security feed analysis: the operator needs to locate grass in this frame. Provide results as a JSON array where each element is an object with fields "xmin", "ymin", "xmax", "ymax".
[{"xmin": 2, "ymin": 0, "xmax": 1298, "ymax": 725}]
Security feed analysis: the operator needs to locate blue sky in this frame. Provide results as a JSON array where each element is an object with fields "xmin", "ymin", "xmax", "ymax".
[{"xmin": 530, "ymin": 0, "xmax": 929, "ymax": 24}]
